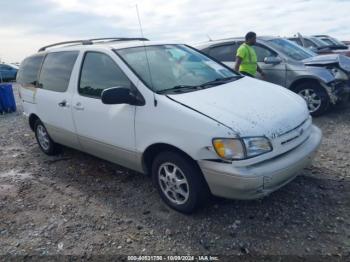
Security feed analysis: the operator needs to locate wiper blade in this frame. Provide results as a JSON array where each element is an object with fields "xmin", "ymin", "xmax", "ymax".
[
  {"xmin": 157, "ymin": 85, "xmax": 201, "ymax": 94},
  {"xmin": 157, "ymin": 76, "xmax": 242, "ymax": 94},
  {"xmin": 200, "ymin": 76, "xmax": 242, "ymax": 88}
]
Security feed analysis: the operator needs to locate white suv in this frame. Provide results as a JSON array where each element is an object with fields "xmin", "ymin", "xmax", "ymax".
[{"xmin": 17, "ymin": 38, "xmax": 322, "ymax": 213}]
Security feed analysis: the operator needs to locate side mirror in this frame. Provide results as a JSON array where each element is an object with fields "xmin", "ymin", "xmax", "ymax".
[
  {"xmin": 101, "ymin": 87, "xmax": 144, "ymax": 106},
  {"xmin": 264, "ymin": 56, "xmax": 282, "ymax": 65}
]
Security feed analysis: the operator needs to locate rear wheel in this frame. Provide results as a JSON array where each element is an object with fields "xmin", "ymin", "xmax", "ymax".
[
  {"xmin": 34, "ymin": 120, "xmax": 60, "ymax": 155},
  {"xmin": 294, "ymin": 82, "xmax": 329, "ymax": 116},
  {"xmin": 152, "ymin": 151, "xmax": 210, "ymax": 213}
]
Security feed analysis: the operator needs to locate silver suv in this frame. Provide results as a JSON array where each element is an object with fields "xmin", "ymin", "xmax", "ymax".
[{"xmin": 196, "ymin": 36, "xmax": 350, "ymax": 116}]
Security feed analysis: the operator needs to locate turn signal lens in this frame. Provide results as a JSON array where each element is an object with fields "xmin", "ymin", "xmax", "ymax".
[{"xmin": 212, "ymin": 138, "xmax": 245, "ymax": 160}]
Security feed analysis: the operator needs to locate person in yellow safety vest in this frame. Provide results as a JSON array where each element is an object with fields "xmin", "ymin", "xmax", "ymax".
[{"xmin": 234, "ymin": 32, "xmax": 266, "ymax": 79}]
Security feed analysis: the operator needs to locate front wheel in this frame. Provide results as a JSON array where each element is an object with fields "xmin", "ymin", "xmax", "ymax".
[
  {"xmin": 294, "ymin": 82, "xmax": 330, "ymax": 116},
  {"xmin": 152, "ymin": 151, "xmax": 210, "ymax": 213}
]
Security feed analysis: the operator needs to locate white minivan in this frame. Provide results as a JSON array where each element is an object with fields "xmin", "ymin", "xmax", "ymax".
[{"xmin": 17, "ymin": 38, "xmax": 322, "ymax": 213}]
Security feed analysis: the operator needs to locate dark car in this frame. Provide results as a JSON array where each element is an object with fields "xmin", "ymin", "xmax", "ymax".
[
  {"xmin": 0, "ymin": 63, "xmax": 18, "ymax": 82},
  {"xmin": 289, "ymin": 34, "xmax": 350, "ymax": 57},
  {"xmin": 288, "ymin": 36, "xmax": 335, "ymax": 55},
  {"xmin": 314, "ymin": 35, "xmax": 349, "ymax": 50}
]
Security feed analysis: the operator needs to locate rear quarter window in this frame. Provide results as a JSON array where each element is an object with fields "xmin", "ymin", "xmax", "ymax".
[
  {"xmin": 39, "ymin": 51, "xmax": 79, "ymax": 92},
  {"xmin": 17, "ymin": 55, "xmax": 44, "ymax": 85},
  {"xmin": 209, "ymin": 43, "xmax": 239, "ymax": 62}
]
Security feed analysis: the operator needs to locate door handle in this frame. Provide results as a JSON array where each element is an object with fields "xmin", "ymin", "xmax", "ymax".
[
  {"xmin": 58, "ymin": 100, "xmax": 69, "ymax": 108},
  {"xmin": 73, "ymin": 102, "xmax": 84, "ymax": 111}
]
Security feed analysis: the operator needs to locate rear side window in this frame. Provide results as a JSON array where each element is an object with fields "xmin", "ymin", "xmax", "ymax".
[
  {"xmin": 79, "ymin": 52, "xmax": 132, "ymax": 98},
  {"xmin": 209, "ymin": 43, "xmax": 238, "ymax": 62},
  {"xmin": 39, "ymin": 51, "xmax": 78, "ymax": 92},
  {"xmin": 17, "ymin": 55, "xmax": 44, "ymax": 85}
]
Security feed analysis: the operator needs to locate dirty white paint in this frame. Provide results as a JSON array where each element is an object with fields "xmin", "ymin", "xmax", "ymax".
[{"xmin": 168, "ymin": 76, "xmax": 309, "ymax": 138}]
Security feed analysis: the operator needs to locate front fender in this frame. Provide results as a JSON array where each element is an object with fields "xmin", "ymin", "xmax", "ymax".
[
  {"xmin": 287, "ymin": 68, "xmax": 345, "ymax": 105},
  {"xmin": 287, "ymin": 67, "xmax": 335, "ymax": 88}
]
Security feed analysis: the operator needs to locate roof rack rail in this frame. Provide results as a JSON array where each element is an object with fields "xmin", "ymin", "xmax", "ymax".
[
  {"xmin": 38, "ymin": 37, "xmax": 149, "ymax": 52},
  {"xmin": 88, "ymin": 37, "xmax": 149, "ymax": 42}
]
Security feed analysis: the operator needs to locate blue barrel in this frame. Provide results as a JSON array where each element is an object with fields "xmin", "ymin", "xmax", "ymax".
[{"xmin": 0, "ymin": 83, "xmax": 16, "ymax": 113}]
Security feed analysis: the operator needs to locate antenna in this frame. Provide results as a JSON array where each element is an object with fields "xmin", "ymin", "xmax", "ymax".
[
  {"xmin": 136, "ymin": 5, "xmax": 145, "ymax": 39},
  {"xmin": 136, "ymin": 4, "xmax": 157, "ymax": 106},
  {"xmin": 207, "ymin": 34, "xmax": 212, "ymax": 41}
]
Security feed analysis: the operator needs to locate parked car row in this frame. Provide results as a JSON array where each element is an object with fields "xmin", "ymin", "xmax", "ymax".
[
  {"xmin": 288, "ymin": 34, "xmax": 350, "ymax": 57},
  {"xmin": 196, "ymin": 36, "xmax": 350, "ymax": 116}
]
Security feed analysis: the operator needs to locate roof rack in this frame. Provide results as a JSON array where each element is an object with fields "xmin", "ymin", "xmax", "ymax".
[{"xmin": 38, "ymin": 37, "xmax": 149, "ymax": 52}]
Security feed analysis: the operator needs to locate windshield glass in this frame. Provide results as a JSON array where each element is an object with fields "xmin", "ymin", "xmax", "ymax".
[
  {"xmin": 328, "ymin": 36, "xmax": 346, "ymax": 46},
  {"xmin": 320, "ymin": 38, "xmax": 335, "ymax": 46},
  {"xmin": 310, "ymin": 37, "xmax": 329, "ymax": 47},
  {"xmin": 268, "ymin": 38, "xmax": 316, "ymax": 60},
  {"xmin": 116, "ymin": 44, "xmax": 238, "ymax": 93}
]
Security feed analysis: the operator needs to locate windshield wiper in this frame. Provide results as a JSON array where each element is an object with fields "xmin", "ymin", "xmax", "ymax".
[
  {"xmin": 200, "ymin": 76, "xmax": 242, "ymax": 88},
  {"xmin": 157, "ymin": 85, "xmax": 201, "ymax": 94},
  {"xmin": 157, "ymin": 76, "xmax": 242, "ymax": 94}
]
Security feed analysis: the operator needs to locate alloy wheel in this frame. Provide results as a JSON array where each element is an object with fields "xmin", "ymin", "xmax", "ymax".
[
  {"xmin": 158, "ymin": 162, "xmax": 190, "ymax": 205},
  {"xmin": 298, "ymin": 88, "xmax": 322, "ymax": 113},
  {"xmin": 37, "ymin": 125, "xmax": 50, "ymax": 151}
]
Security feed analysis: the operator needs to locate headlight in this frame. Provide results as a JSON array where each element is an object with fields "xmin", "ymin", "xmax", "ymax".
[
  {"xmin": 243, "ymin": 137, "xmax": 273, "ymax": 158},
  {"xmin": 331, "ymin": 68, "xmax": 349, "ymax": 81},
  {"xmin": 212, "ymin": 137, "xmax": 272, "ymax": 160}
]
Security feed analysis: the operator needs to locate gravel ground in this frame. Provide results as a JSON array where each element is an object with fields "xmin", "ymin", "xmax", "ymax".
[{"xmin": 0, "ymin": 84, "xmax": 349, "ymax": 261}]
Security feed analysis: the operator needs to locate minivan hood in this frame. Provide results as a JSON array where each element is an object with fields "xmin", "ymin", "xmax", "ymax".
[
  {"xmin": 303, "ymin": 54, "xmax": 350, "ymax": 72},
  {"xmin": 168, "ymin": 77, "xmax": 309, "ymax": 138}
]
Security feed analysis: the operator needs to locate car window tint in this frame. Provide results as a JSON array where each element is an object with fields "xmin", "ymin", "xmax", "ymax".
[
  {"xmin": 79, "ymin": 52, "xmax": 132, "ymax": 98},
  {"xmin": 253, "ymin": 45, "xmax": 277, "ymax": 62},
  {"xmin": 321, "ymin": 38, "xmax": 334, "ymax": 46},
  {"xmin": 39, "ymin": 51, "xmax": 78, "ymax": 92},
  {"xmin": 209, "ymin": 44, "xmax": 237, "ymax": 62},
  {"xmin": 289, "ymin": 38, "xmax": 302, "ymax": 46},
  {"xmin": 304, "ymin": 39, "xmax": 316, "ymax": 48},
  {"xmin": 17, "ymin": 55, "xmax": 44, "ymax": 85}
]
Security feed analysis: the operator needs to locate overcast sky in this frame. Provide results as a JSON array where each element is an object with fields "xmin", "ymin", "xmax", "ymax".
[{"xmin": 1, "ymin": 0, "xmax": 349, "ymax": 62}]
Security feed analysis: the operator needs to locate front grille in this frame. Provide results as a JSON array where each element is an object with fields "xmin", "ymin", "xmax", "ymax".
[
  {"xmin": 277, "ymin": 117, "xmax": 311, "ymax": 149},
  {"xmin": 278, "ymin": 117, "xmax": 308, "ymax": 137},
  {"xmin": 281, "ymin": 133, "xmax": 303, "ymax": 145}
]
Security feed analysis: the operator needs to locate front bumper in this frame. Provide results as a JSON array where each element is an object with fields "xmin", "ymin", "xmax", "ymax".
[
  {"xmin": 326, "ymin": 81, "xmax": 350, "ymax": 104},
  {"xmin": 198, "ymin": 125, "xmax": 322, "ymax": 200}
]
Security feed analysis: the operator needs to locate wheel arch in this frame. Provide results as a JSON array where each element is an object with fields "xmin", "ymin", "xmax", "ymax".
[
  {"xmin": 142, "ymin": 143, "xmax": 201, "ymax": 176},
  {"xmin": 289, "ymin": 78, "xmax": 324, "ymax": 92},
  {"xmin": 29, "ymin": 113, "xmax": 40, "ymax": 131}
]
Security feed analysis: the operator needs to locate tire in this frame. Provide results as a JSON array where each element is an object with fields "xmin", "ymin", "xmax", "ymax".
[
  {"xmin": 152, "ymin": 151, "xmax": 210, "ymax": 214},
  {"xmin": 34, "ymin": 120, "xmax": 60, "ymax": 155},
  {"xmin": 294, "ymin": 82, "xmax": 330, "ymax": 116}
]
